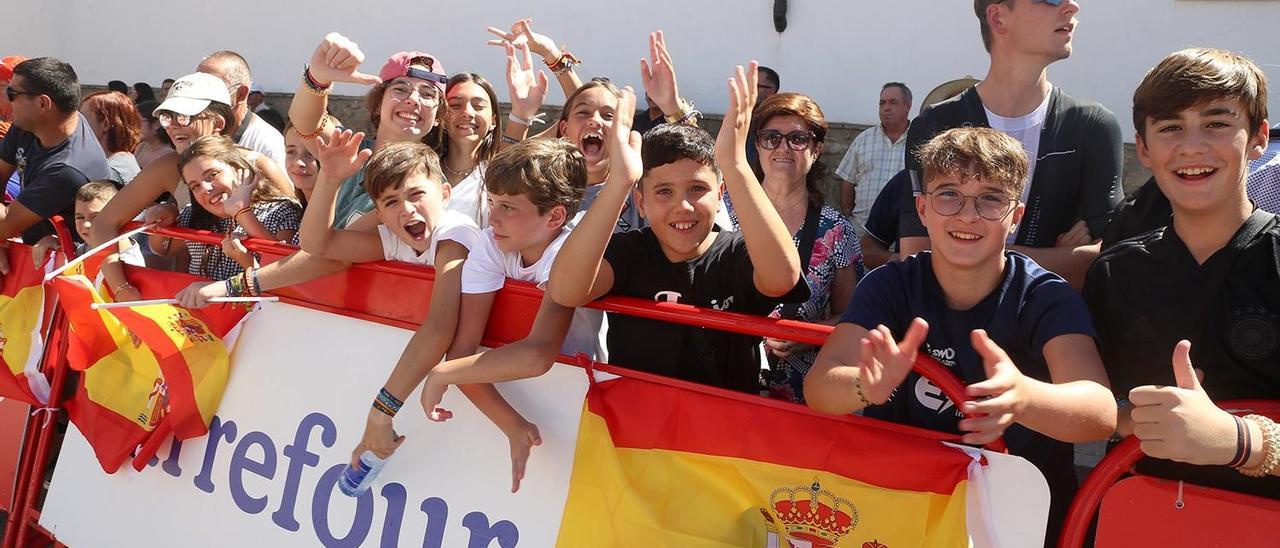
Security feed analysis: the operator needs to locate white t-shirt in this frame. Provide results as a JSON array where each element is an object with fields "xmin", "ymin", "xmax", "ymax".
[
  {"xmin": 376, "ymin": 210, "xmax": 480, "ymax": 266},
  {"xmin": 237, "ymin": 113, "xmax": 287, "ymax": 171},
  {"xmin": 461, "ymin": 223, "xmax": 608, "ymax": 361},
  {"xmin": 985, "ymin": 92, "xmax": 1051, "ymax": 243},
  {"xmin": 446, "ymin": 163, "xmax": 490, "ymax": 227}
]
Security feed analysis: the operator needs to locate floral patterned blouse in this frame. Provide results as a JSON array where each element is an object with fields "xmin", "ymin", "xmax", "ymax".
[{"xmin": 726, "ymin": 198, "xmax": 864, "ymax": 403}]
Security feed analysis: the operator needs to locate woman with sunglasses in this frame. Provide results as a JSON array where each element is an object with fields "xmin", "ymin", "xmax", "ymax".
[
  {"xmin": 90, "ymin": 72, "xmax": 294, "ymax": 302},
  {"xmin": 729, "ymin": 92, "xmax": 863, "ymax": 404}
]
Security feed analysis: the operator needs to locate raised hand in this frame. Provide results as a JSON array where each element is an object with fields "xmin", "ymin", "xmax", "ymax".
[
  {"xmin": 960, "ymin": 330, "xmax": 1027, "ymax": 445},
  {"xmin": 222, "ymin": 170, "xmax": 258, "ymax": 218},
  {"xmin": 316, "ymin": 130, "xmax": 373, "ymax": 183},
  {"xmin": 639, "ymin": 31, "xmax": 681, "ymax": 116},
  {"xmin": 714, "ymin": 61, "xmax": 760, "ymax": 170},
  {"xmin": 308, "ymin": 32, "xmax": 382, "ymax": 87},
  {"xmin": 506, "ymin": 421, "xmax": 542, "ymax": 493},
  {"xmin": 504, "ymin": 42, "xmax": 548, "ymax": 121},
  {"xmin": 606, "ymin": 87, "xmax": 643, "ymax": 188},
  {"xmin": 1129, "ymin": 340, "xmax": 1237, "ymax": 466},
  {"xmin": 351, "ymin": 411, "xmax": 404, "ymax": 468},
  {"xmin": 857, "ymin": 319, "xmax": 929, "ymax": 405},
  {"xmin": 486, "ymin": 19, "xmax": 561, "ymax": 62}
]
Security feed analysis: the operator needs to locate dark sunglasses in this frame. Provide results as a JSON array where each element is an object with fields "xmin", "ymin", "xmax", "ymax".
[
  {"xmin": 4, "ymin": 87, "xmax": 40, "ymax": 102},
  {"xmin": 756, "ymin": 129, "xmax": 817, "ymax": 151}
]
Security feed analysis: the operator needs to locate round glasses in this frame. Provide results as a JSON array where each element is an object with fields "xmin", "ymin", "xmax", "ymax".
[
  {"xmin": 756, "ymin": 129, "xmax": 817, "ymax": 151},
  {"xmin": 158, "ymin": 112, "xmax": 210, "ymax": 128},
  {"xmin": 924, "ymin": 189, "xmax": 1018, "ymax": 220},
  {"xmin": 386, "ymin": 82, "xmax": 440, "ymax": 106}
]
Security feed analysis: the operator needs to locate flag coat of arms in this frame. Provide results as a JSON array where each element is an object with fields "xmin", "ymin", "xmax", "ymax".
[{"xmin": 50, "ymin": 269, "xmax": 252, "ymax": 473}]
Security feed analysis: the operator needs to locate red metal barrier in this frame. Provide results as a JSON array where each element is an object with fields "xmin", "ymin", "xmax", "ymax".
[
  {"xmin": 1057, "ymin": 400, "xmax": 1280, "ymax": 548},
  {"xmin": 4, "ymin": 225, "xmax": 1001, "ymax": 546}
]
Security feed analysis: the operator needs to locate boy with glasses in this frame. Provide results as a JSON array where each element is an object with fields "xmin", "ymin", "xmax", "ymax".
[
  {"xmin": 899, "ymin": 0, "xmax": 1123, "ymax": 289},
  {"xmin": 806, "ymin": 127, "xmax": 1115, "ymax": 545}
]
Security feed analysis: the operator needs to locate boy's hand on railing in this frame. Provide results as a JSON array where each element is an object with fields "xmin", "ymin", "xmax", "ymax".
[
  {"xmin": 960, "ymin": 329, "xmax": 1027, "ymax": 445},
  {"xmin": 1128, "ymin": 340, "xmax": 1236, "ymax": 466}
]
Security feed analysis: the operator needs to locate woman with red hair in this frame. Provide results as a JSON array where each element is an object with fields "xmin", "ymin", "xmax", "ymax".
[{"xmin": 80, "ymin": 90, "xmax": 142, "ymax": 184}]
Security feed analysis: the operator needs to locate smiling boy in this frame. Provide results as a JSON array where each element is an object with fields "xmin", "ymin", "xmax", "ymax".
[
  {"xmin": 550, "ymin": 70, "xmax": 808, "ymax": 394},
  {"xmin": 1086, "ymin": 49, "xmax": 1280, "ymax": 494},
  {"xmin": 805, "ymin": 126, "xmax": 1115, "ymax": 543}
]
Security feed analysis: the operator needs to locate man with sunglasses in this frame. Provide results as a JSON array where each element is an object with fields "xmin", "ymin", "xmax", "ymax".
[
  {"xmin": 807, "ymin": 127, "xmax": 1114, "ymax": 546},
  {"xmin": 0, "ymin": 57, "xmax": 109, "ymax": 271},
  {"xmin": 196, "ymin": 50, "xmax": 286, "ymax": 169},
  {"xmin": 898, "ymin": 0, "xmax": 1124, "ymax": 289}
]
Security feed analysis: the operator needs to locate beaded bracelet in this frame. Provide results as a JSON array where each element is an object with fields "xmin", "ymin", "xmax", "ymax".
[
  {"xmin": 294, "ymin": 113, "xmax": 333, "ymax": 142},
  {"xmin": 853, "ymin": 376, "xmax": 870, "ymax": 407},
  {"xmin": 1238, "ymin": 415, "xmax": 1279, "ymax": 478},
  {"xmin": 372, "ymin": 399, "xmax": 397, "ymax": 418},
  {"xmin": 301, "ymin": 66, "xmax": 332, "ymax": 96},
  {"xmin": 371, "ymin": 388, "xmax": 404, "ymax": 418}
]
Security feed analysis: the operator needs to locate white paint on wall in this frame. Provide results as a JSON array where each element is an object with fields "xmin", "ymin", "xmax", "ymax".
[{"xmin": 2, "ymin": 0, "xmax": 1276, "ymax": 142}]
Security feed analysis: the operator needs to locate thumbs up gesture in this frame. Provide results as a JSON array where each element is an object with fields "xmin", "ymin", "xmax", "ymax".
[
  {"xmin": 1128, "ymin": 340, "xmax": 1237, "ymax": 466},
  {"xmin": 308, "ymin": 33, "xmax": 383, "ymax": 87},
  {"xmin": 959, "ymin": 330, "xmax": 1029, "ymax": 445}
]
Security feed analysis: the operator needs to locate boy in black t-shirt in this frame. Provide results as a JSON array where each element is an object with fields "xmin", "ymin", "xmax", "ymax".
[
  {"xmin": 551, "ymin": 65, "xmax": 808, "ymax": 394},
  {"xmin": 1087, "ymin": 49, "xmax": 1280, "ymax": 493},
  {"xmin": 806, "ymin": 127, "xmax": 1115, "ymax": 544}
]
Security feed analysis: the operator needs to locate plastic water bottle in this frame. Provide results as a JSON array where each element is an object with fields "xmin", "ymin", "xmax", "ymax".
[{"xmin": 339, "ymin": 451, "xmax": 387, "ymax": 497}]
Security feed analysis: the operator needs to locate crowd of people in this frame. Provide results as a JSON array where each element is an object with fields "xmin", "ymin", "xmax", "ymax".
[{"xmin": 0, "ymin": 1, "xmax": 1277, "ymax": 543}]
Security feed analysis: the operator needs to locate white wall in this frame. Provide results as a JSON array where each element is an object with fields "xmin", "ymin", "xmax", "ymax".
[{"xmin": 2, "ymin": 0, "xmax": 1277, "ymax": 142}]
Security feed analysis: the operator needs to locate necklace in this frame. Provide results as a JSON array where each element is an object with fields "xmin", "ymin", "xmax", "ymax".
[{"xmin": 442, "ymin": 160, "xmax": 477, "ymax": 181}]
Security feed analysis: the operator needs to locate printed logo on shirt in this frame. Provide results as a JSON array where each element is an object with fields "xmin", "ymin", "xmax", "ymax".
[
  {"xmin": 913, "ymin": 376, "xmax": 958, "ymax": 415},
  {"xmin": 710, "ymin": 296, "xmax": 734, "ymax": 311},
  {"xmin": 14, "ymin": 147, "xmax": 26, "ymax": 182},
  {"xmin": 925, "ymin": 344, "xmax": 957, "ymax": 367},
  {"xmin": 1228, "ymin": 306, "xmax": 1279, "ymax": 360},
  {"xmin": 654, "ymin": 291, "xmax": 682, "ymax": 303}
]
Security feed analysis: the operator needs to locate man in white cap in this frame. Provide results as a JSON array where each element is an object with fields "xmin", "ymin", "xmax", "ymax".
[{"xmin": 196, "ymin": 50, "xmax": 285, "ymax": 168}]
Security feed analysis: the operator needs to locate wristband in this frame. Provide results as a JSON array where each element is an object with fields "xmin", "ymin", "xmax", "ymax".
[
  {"xmin": 251, "ymin": 268, "xmax": 261, "ymax": 297},
  {"xmin": 373, "ymin": 388, "xmax": 404, "ymax": 418},
  {"xmin": 302, "ymin": 66, "xmax": 332, "ymax": 95},
  {"xmin": 1228, "ymin": 415, "xmax": 1249, "ymax": 467},
  {"xmin": 1238, "ymin": 415, "xmax": 1279, "ymax": 477},
  {"xmin": 544, "ymin": 48, "xmax": 580, "ymax": 75}
]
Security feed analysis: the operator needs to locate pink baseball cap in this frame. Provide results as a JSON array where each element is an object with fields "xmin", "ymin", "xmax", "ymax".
[{"xmin": 378, "ymin": 51, "xmax": 447, "ymax": 92}]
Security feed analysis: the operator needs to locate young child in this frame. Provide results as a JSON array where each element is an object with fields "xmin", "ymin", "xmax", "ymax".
[
  {"xmin": 1087, "ymin": 49, "xmax": 1280, "ymax": 495},
  {"xmin": 804, "ymin": 126, "xmax": 1115, "ymax": 543},
  {"xmin": 146, "ymin": 135, "xmax": 302, "ymax": 280},
  {"xmin": 549, "ymin": 64, "xmax": 809, "ymax": 395},
  {"xmin": 301, "ymin": 132, "xmax": 540, "ymax": 492},
  {"xmin": 31, "ymin": 181, "xmax": 145, "ymax": 269},
  {"xmin": 415, "ymin": 138, "xmax": 603, "ymax": 491}
]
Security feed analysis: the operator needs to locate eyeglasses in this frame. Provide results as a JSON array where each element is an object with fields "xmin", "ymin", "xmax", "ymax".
[
  {"xmin": 4, "ymin": 87, "xmax": 39, "ymax": 102},
  {"xmin": 386, "ymin": 82, "xmax": 440, "ymax": 105},
  {"xmin": 756, "ymin": 129, "xmax": 817, "ymax": 151},
  {"xmin": 157, "ymin": 112, "xmax": 210, "ymax": 128},
  {"xmin": 924, "ymin": 189, "xmax": 1018, "ymax": 220}
]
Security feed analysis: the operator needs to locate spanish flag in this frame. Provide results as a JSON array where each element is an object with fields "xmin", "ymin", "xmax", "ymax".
[
  {"xmin": 50, "ymin": 269, "xmax": 251, "ymax": 473},
  {"xmin": 557, "ymin": 377, "xmax": 983, "ymax": 547},
  {"xmin": 0, "ymin": 245, "xmax": 53, "ymax": 406}
]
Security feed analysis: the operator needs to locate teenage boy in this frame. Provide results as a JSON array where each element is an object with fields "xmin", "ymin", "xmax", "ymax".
[
  {"xmin": 899, "ymin": 0, "xmax": 1124, "ymax": 288},
  {"xmin": 805, "ymin": 127, "xmax": 1115, "ymax": 544},
  {"xmin": 299, "ymin": 132, "xmax": 537, "ymax": 491},
  {"xmin": 1087, "ymin": 49, "xmax": 1280, "ymax": 496},
  {"xmin": 551, "ymin": 68, "xmax": 809, "ymax": 394}
]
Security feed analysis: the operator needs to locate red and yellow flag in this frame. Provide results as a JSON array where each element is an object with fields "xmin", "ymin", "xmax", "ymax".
[
  {"xmin": 0, "ymin": 245, "xmax": 53, "ymax": 406},
  {"xmin": 51, "ymin": 269, "xmax": 250, "ymax": 473},
  {"xmin": 557, "ymin": 377, "xmax": 981, "ymax": 547}
]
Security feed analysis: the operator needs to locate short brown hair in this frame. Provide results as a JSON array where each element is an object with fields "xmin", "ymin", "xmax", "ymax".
[
  {"xmin": 974, "ymin": 0, "xmax": 1007, "ymax": 52},
  {"xmin": 76, "ymin": 180, "xmax": 120, "ymax": 203},
  {"xmin": 485, "ymin": 138, "xmax": 587, "ymax": 216},
  {"xmin": 81, "ymin": 91, "xmax": 142, "ymax": 154},
  {"xmin": 1133, "ymin": 48, "xmax": 1269, "ymax": 139},
  {"xmin": 363, "ymin": 141, "xmax": 444, "ymax": 200},
  {"xmin": 916, "ymin": 127, "xmax": 1028, "ymax": 196}
]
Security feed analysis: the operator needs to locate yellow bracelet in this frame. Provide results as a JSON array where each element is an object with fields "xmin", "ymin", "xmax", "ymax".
[{"xmin": 1238, "ymin": 415, "xmax": 1280, "ymax": 478}]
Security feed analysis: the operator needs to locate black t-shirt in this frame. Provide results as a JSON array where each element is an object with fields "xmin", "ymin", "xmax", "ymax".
[
  {"xmin": 841, "ymin": 251, "xmax": 1096, "ymax": 534},
  {"xmin": 603, "ymin": 227, "xmax": 810, "ymax": 393},
  {"xmin": 1100, "ymin": 176, "xmax": 1170, "ymax": 251},
  {"xmin": 1085, "ymin": 210, "xmax": 1280, "ymax": 498},
  {"xmin": 864, "ymin": 168, "xmax": 909, "ymax": 248},
  {"xmin": 900, "ymin": 86, "xmax": 1124, "ymax": 247},
  {"xmin": 0, "ymin": 113, "xmax": 110, "ymax": 243}
]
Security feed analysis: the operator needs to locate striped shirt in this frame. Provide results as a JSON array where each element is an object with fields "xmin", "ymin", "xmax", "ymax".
[
  {"xmin": 1248, "ymin": 142, "xmax": 1280, "ymax": 214},
  {"xmin": 835, "ymin": 123, "xmax": 909, "ymax": 231}
]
